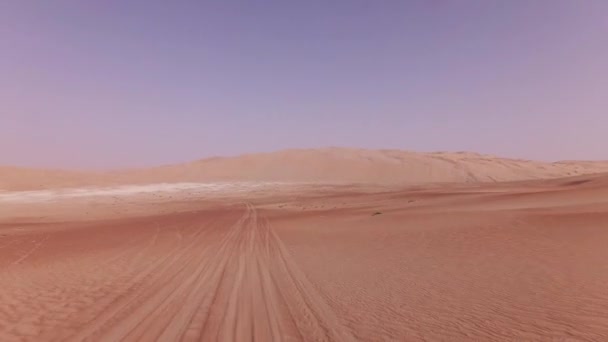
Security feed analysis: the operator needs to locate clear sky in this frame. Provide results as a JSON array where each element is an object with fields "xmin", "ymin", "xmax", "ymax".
[{"xmin": 2, "ymin": 1, "xmax": 607, "ymax": 169}]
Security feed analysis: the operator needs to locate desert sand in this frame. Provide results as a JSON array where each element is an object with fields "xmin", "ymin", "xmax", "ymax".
[{"xmin": 1, "ymin": 157, "xmax": 608, "ymax": 341}]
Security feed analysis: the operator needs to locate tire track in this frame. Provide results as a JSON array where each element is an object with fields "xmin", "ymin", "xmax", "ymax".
[
  {"xmin": 160, "ymin": 205, "xmax": 256, "ymax": 341},
  {"xmin": 264, "ymin": 217, "xmax": 355, "ymax": 341},
  {"xmin": 63, "ymin": 203, "xmax": 352, "ymax": 341},
  {"xmin": 116, "ymin": 208, "xmax": 254, "ymax": 341},
  {"xmin": 66, "ymin": 217, "xmax": 223, "ymax": 341},
  {"xmin": 10, "ymin": 235, "xmax": 49, "ymax": 265},
  {"xmin": 196, "ymin": 203, "xmax": 353, "ymax": 341}
]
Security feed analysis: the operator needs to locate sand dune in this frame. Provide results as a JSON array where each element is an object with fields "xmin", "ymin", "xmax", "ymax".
[
  {"xmin": 3, "ymin": 148, "xmax": 608, "ymax": 191},
  {"xmin": 1, "ymin": 172, "xmax": 607, "ymax": 340},
  {"xmin": 124, "ymin": 148, "xmax": 608, "ymax": 184},
  {"xmin": 0, "ymin": 166, "xmax": 101, "ymax": 191}
]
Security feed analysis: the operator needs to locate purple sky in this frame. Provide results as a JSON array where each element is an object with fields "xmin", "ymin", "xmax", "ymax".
[{"xmin": 2, "ymin": 1, "xmax": 607, "ymax": 169}]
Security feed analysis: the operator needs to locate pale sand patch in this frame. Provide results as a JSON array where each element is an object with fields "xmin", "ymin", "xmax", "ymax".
[{"xmin": 0, "ymin": 182, "xmax": 296, "ymax": 203}]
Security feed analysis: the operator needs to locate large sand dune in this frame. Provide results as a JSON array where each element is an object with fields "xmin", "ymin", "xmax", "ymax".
[
  {"xmin": 1, "ymin": 172, "xmax": 607, "ymax": 340},
  {"xmin": 3, "ymin": 148, "xmax": 608, "ymax": 191}
]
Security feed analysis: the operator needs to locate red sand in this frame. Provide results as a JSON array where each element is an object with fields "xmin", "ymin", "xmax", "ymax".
[{"xmin": 1, "ymin": 173, "xmax": 608, "ymax": 341}]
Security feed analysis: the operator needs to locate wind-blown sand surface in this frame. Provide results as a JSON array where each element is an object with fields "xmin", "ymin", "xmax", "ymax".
[{"xmin": 1, "ymin": 174, "xmax": 608, "ymax": 341}]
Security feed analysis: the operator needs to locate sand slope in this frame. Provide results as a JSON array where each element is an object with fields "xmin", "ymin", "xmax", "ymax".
[{"xmin": 3, "ymin": 148, "xmax": 608, "ymax": 190}]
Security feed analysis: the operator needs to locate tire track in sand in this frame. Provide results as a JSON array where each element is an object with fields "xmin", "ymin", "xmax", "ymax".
[
  {"xmin": 194, "ymin": 203, "xmax": 354, "ymax": 342},
  {"xmin": 66, "ymin": 217, "xmax": 222, "ymax": 341},
  {"xmin": 67, "ymin": 203, "xmax": 352, "ymax": 341}
]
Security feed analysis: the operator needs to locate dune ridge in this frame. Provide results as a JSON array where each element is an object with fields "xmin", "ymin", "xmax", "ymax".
[{"xmin": 3, "ymin": 148, "xmax": 608, "ymax": 191}]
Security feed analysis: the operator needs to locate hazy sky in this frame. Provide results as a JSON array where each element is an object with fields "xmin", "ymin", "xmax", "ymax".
[{"xmin": 2, "ymin": 1, "xmax": 607, "ymax": 169}]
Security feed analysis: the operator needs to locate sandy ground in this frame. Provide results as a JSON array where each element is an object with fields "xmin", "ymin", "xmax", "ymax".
[{"xmin": 1, "ymin": 176, "xmax": 608, "ymax": 341}]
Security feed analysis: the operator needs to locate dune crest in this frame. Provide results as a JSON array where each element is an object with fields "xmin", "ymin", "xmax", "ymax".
[{"xmin": 3, "ymin": 148, "xmax": 608, "ymax": 190}]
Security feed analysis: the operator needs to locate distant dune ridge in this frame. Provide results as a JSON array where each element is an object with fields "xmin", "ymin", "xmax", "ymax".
[{"xmin": 2, "ymin": 148, "xmax": 608, "ymax": 190}]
